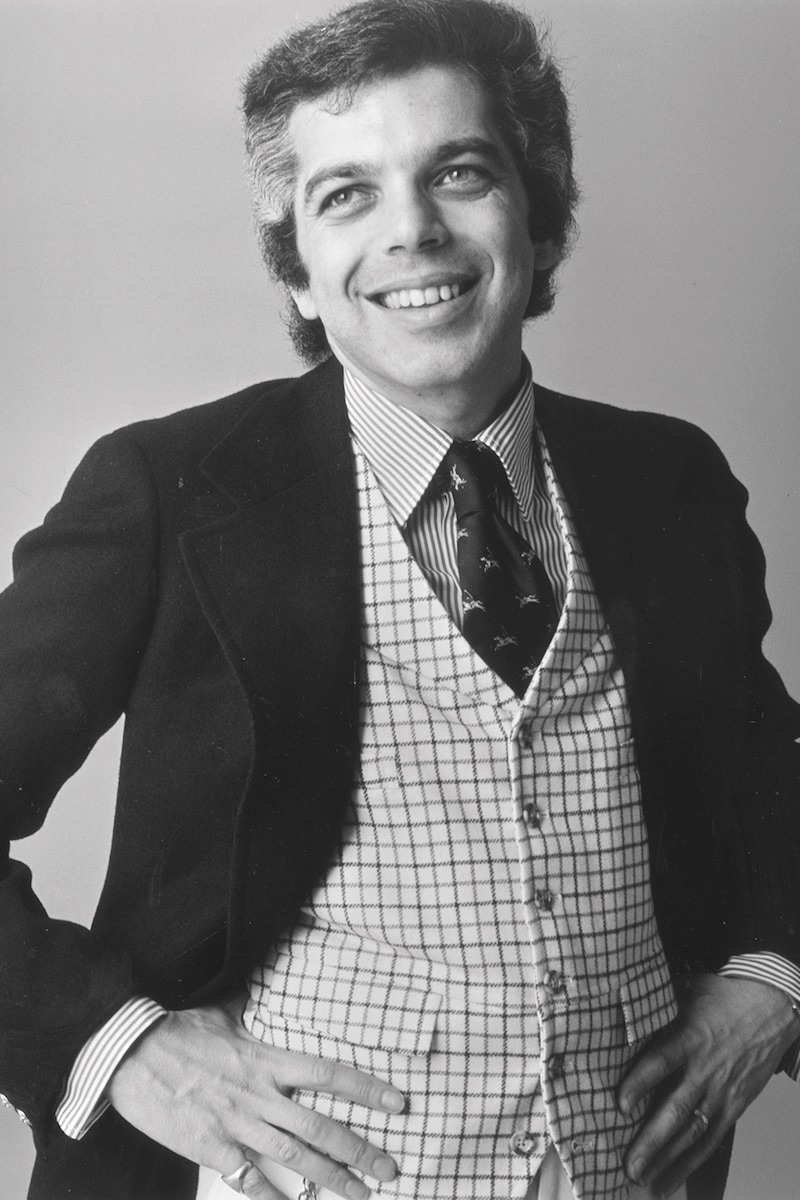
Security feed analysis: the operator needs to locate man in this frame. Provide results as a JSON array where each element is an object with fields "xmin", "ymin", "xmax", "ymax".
[{"xmin": 1, "ymin": 1, "xmax": 799, "ymax": 1199}]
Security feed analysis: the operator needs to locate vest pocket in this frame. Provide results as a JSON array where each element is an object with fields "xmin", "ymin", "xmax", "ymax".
[
  {"xmin": 618, "ymin": 956, "xmax": 678, "ymax": 1047},
  {"xmin": 265, "ymin": 951, "xmax": 442, "ymax": 1057}
]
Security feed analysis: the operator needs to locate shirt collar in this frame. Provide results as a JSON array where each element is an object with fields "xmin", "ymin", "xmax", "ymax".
[{"xmin": 343, "ymin": 362, "xmax": 536, "ymax": 526}]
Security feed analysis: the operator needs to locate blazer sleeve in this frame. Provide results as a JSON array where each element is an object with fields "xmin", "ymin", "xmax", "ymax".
[
  {"xmin": 0, "ymin": 429, "xmax": 159, "ymax": 1137},
  {"xmin": 682, "ymin": 421, "xmax": 800, "ymax": 964}
]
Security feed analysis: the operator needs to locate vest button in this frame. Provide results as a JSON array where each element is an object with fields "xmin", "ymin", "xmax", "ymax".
[
  {"xmin": 523, "ymin": 803, "xmax": 542, "ymax": 830},
  {"xmin": 548, "ymin": 1053, "xmax": 565, "ymax": 1079},
  {"xmin": 509, "ymin": 1130, "xmax": 538, "ymax": 1157},
  {"xmin": 544, "ymin": 968, "xmax": 564, "ymax": 995},
  {"xmin": 534, "ymin": 887, "xmax": 555, "ymax": 912}
]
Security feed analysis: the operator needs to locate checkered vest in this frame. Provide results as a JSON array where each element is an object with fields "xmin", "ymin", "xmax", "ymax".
[{"xmin": 245, "ymin": 434, "xmax": 677, "ymax": 1200}]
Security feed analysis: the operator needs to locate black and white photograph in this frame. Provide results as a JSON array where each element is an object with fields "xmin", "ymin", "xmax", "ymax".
[{"xmin": 1, "ymin": 2, "xmax": 799, "ymax": 1198}]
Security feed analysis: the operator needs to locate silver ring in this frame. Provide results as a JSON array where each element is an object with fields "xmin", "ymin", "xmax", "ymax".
[
  {"xmin": 221, "ymin": 1159, "xmax": 254, "ymax": 1193},
  {"xmin": 692, "ymin": 1108, "xmax": 710, "ymax": 1134}
]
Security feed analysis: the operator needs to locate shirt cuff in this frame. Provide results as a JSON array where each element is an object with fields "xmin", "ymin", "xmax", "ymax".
[
  {"xmin": 56, "ymin": 996, "xmax": 168, "ymax": 1139},
  {"xmin": 718, "ymin": 951, "xmax": 800, "ymax": 1079}
]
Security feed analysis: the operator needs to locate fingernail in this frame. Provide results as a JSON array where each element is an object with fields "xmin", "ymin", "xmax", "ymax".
[
  {"xmin": 628, "ymin": 1158, "xmax": 643, "ymax": 1183},
  {"xmin": 381, "ymin": 1089, "xmax": 405, "ymax": 1113},
  {"xmin": 346, "ymin": 1181, "xmax": 370, "ymax": 1200},
  {"xmin": 618, "ymin": 1096, "xmax": 630, "ymax": 1116},
  {"xmin": 372, "ymin": 1156, "xmax": 397, "ymax": 1182}
]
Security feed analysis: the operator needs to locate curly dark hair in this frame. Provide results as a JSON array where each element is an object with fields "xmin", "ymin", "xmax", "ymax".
[{"xmin": 242, "ymin": 0, "xmax": 579, "ymax": 363}]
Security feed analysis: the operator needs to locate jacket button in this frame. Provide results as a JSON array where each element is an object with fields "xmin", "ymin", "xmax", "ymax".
[
  {"xmin": 548, "ymin": 1053, "xmax": 565, "ymax": 1079},
  {"xmin": 534, "ymin": 887, "xmax": 555, "ymax": 912},
  {"xmin": 544, "ymin": 969, "xmax": 564, "ymax": 995},
  {"xmin": 518, "ymin": 724, "xmax": 533, "ymax": 749},
  {"xmin": 509, "ymin": 1130, "xmax": 538, "ymax": 1157},
  {"xmin": 523, "ymin": 803, "xmax": 543, "ymax": 830}
]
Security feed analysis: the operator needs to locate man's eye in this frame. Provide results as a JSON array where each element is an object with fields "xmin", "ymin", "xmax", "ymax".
[
  {"xmin": 321, "ymin": 186, "xmax": 369, "ymax": 213},
  {"xmin": 438, "ymin": 165, "xmax": 490, "ymax": 192},
  {"xmin": 326, "ymin": 188, "xmax": 354, "ymax": 208}
]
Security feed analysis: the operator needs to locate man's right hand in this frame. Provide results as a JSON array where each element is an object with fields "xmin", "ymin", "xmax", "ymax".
[{"xmin": 106, "ymin": 1002, "xmax": 405, "ymax": 1200}]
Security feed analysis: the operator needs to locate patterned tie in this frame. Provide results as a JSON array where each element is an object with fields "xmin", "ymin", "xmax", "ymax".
[{"xmin": 443, "ymin": 439, "xmax": 558, "ymax": 695}]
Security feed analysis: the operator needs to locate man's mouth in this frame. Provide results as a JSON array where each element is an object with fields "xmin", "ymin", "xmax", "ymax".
[{"xmin": 373, "ymin": 280, "xmax": 476, "ymax": 310}]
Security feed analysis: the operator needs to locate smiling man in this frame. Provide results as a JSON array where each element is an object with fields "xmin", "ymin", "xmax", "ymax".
[
  {"xmin": 287, "ymin": 63, "xmax": 552, "ymax": 433},
  {"xmin": 1, "ymin": 3, "xmax": 800, "ymax": 1200}
]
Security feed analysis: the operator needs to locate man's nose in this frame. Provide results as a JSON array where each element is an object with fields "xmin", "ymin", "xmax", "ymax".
[{"xmin": 382, "ymin": 186, "xmax": 448, "ymax": 253}]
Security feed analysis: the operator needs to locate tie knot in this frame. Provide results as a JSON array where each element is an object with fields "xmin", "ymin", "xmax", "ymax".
[{"xmin": 442, "ymin": 440, "xmax": 503, "ymax": 518}]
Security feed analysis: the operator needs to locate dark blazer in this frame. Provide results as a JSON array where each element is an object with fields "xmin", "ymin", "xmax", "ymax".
[{"xmin": 0, "ymin": 358, "xmax": 798, "ymax": 1199}]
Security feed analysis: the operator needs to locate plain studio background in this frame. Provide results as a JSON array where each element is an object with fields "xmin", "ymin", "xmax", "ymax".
[{"xmin": 1, "ymin": 1, "xmax": 798, "ymax": 1196}]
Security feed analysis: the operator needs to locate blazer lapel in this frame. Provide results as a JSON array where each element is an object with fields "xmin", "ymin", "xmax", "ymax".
[
  {"xmin": 180, "ymin": 358, "xmax": 362, "ymax": 970},
  {"xmin": 535, "ymin": 384, "xmax": 750, "ymax": 859},
  {"xmin": 535, "ymin": 385, "xmax": 733, "ymax": 700},
  {"xmin": 534, "ymin": 385, "xmax": 677, "ymax": 701}
]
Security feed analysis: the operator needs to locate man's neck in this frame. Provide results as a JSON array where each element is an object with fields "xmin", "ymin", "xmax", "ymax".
[{"xmin": 329, "ymin": 342, "xmax": 526, "ymax": 439}]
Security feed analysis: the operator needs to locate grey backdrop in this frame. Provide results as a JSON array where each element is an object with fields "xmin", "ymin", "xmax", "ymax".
[{"xmin": 1, "ymin": 1, "xmax": 798, "ymax": 1196}]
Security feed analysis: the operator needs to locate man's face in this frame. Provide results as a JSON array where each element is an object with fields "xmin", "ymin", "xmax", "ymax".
[{"xmin": 289, "ymin": 65, "xmax": 558, "ymax": 415}]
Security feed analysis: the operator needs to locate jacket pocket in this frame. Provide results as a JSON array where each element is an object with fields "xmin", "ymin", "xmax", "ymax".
[
  {"xmin": 266, "ymin": 952, "xmax": 442, "ymax": 1057},
  {"xmin": 618, "ymin": 956, "xmax": 678, "ymax": 1047}
]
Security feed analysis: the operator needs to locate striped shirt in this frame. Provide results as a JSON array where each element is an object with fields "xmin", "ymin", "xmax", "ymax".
[{"xmin": 345, "ymin": 364, "xmax": 568, "ymax": 620}]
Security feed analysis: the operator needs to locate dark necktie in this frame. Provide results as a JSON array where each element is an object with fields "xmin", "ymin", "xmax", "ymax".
[{"xmin": 442, "ymin": 439, "xmax": 558, "ymax": 696}]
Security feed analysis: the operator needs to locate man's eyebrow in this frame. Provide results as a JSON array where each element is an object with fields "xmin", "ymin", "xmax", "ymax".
[
  {"xmin": 301, "ymin": 137, "xmax": 509, "ymax": 206},
  {"xmin": 431, "ymin": 137, "xmax": 508, "ymax": 170},
  {"xmin": 303, "ymin": 162, "xmax": 374, "ymax": 206}
]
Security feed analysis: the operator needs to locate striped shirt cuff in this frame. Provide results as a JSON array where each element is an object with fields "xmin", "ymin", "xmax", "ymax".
[
  {"xmin": 719, "ymin": 952, "xmax": 800, "ymax": 1079},
  {"xmin": 56, "ymin": 997, "xmax": 168, "ymax": 1139}
]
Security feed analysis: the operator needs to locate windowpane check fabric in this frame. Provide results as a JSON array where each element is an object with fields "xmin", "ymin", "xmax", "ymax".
[
  {"xmin": 244, "ymin": 427, "xmax": 678, "ymax": 1200},
  {"xmin": 443, "ymin": 439, "xmax": 558, "ymax": 694}
]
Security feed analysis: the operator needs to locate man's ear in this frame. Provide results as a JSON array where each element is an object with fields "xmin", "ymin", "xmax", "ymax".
[
  {"xmin": 291, "ymin": 288, "xmax": 319, "ymax": 320},
  {"xmin": 532, "ymin": 239, "xmax": 562, "ymax": 271}
]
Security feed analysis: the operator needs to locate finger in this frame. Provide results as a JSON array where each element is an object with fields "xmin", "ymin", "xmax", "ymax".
[
  {"xmin": 242, "ymin": 1176, "xmax": 290, "ymax": 1200},
  {"xmin": 217, "ymin": 1151, "xmax": 288, "ymax": 1200},
  {"xmin": 652, "ymin": 1118, "xmax": 727, "ymax": 1199},
  {"xmin": 652, "ymin": 1132, "xmax": 724, "ymax": 1200},
  {"xmin": 617, "ymin": 1029, "xmax": 690, "ymax": 1116},
  {"xmin": 636, "ymin": 1105, "xmax": 711, "ymax": 1190},
  {"xmin": 240, "ymin": 1117, "xmax": 386, "ymax": 1200},
  {"xmin": 239, "ymin": 1165, "xmax": 288, "ymax": 1200},
  {"xmin": 271, "ymin": 1050, "xmax": 405, "ymax": 1115},
  {"xmin": 249, "ymin": 1134, "xmax": 374, "ymax": 1200},
  {"xmin": 623, "ymin": 1088, "xmax": 706, "ymax": 1184},
  {"xmin": 256, "ymin": 1095, "xmax": 397, "ymax": 1183}
]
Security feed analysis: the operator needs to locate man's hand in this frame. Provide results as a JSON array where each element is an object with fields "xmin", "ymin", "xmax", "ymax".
[
  {"xmin": 107, "ymin": 1000, "xmax": 405, "ymax": 1200},
  {"xmin": 617, "ymin": 974, "xmax": 799, "ymax": 1198}
]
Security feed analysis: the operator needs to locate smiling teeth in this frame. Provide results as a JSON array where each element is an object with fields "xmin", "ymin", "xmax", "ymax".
[{"xmin": 380, "ymin": 282, "xmax": 463, "ymax": 309}]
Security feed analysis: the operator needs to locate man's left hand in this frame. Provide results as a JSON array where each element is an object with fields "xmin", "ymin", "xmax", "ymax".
[{"xmin": 617, "ymin": 973, "xmax": 799, "ymax": 1198}]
